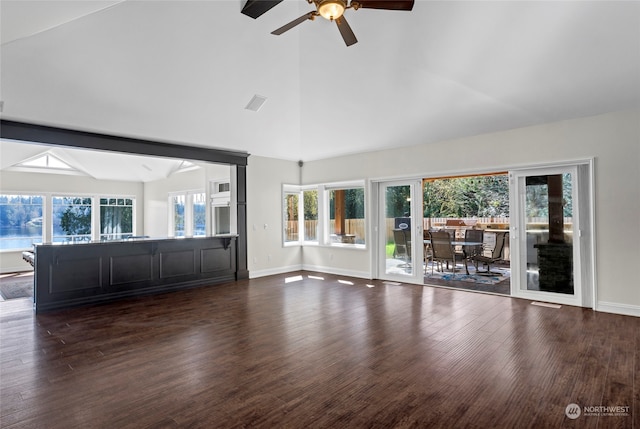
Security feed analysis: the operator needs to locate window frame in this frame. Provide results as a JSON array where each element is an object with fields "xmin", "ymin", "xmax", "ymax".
[
  {"xmin": 99, "ymin": 196, "xmax": 135, "ymax": 241},
  {"xmin": 51, "ymin": 195, "xmax": 93, "ymax": 243},
  {"xmin": 168, "ymin": 190, "xmax": 205, "ymax": 238},
  {"xmin": 282, "ymin": 185, "xmax": 301, "ymax": 246},
  {"xmin": 282, "ymin": 180, "xmax": 366, "ymax": 249},
  {"xmin": 0, "ymin": 193, "xmax": 45, "ymax": 251},
  {"xmin": 0, "ymin": 193, "xmax": 137, "ymax": 249}
]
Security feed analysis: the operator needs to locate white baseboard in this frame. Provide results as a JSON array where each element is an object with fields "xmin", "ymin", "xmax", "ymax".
[
  {"xmin": 250, "ymin": 265, "xmax": 370, "ymax": 280},
  {"xmin": 249, "ymin": 264, "xmax": 303, "ymax": 279},
  {"xmin": 301, "ymin": 264, "xmax": 370, "ymax": 280},
  {"xmin": 596, "ymin": 301, "xmax": 640, "ymax": 317}
]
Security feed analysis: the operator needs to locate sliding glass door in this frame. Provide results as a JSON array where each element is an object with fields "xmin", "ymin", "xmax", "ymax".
[
  {"xmin": 510, "ymin": 163, "xmax": 593, "ymax": 307},
  {"xmin": 378, "ymin": 180, "xmax": 424, "ymax": 284}
]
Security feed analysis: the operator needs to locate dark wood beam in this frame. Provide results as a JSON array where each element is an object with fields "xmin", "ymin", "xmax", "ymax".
[{"xmin": 0, "ymin": 120, "xmax": 249, "ymax": 166}]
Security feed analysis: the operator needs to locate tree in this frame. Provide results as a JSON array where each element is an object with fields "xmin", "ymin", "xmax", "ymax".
[
  {"xmin": 385, "ymin": 185, "xmax": 410, "ymax": 218},
  {"xmin": 423, "ymin": 175, "xmax": 509, "ymax": 218},
  {"xmin": 60, "ymin": 198, "xmax": 91, "ymax": 239},
  {"xmin": 303, "ymin": 190, "xmax": 318, "ymax": 220}
]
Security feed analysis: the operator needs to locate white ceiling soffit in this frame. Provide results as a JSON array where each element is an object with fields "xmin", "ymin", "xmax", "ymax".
[
  {"xmin": 0, "ymin": 139, "xmax": 201, "ymax": 183},
  {"xmin": 0, "ymin": 1, "xmax": 639, "ymax": 162}
]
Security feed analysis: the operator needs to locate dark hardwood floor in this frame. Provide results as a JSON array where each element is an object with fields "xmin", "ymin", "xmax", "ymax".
[{"xmin": 1, "ymin": 271, "xmax": 638, "ymax": 428}]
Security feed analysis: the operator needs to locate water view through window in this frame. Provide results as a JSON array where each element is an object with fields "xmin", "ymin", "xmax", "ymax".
[{"xmin": 0, "ymin": 194, "xmax": 43, "ymax": 249}]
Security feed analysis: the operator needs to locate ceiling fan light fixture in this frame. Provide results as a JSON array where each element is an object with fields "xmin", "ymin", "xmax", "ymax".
[{"xmin": 317, "ymin": 0, "xmax": 346, "ymax": 21}]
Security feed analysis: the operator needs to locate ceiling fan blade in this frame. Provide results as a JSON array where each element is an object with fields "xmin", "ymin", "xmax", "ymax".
[
  {"xmin": 355, "ymin": 0, "xmax": 414, "ymax": 11},
  {"xmin": 271, "ymin": 12, "xmax": 316, "ymax": 35},
  {"xmin": 336, "ymin": 16, "xmax": 358, "ymax": 46},
  {"xmin": 241, "ymin": 0, "xmax": 284, "ymax": 19}
]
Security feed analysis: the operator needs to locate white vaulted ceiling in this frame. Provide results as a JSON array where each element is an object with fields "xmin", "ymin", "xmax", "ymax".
[{"xmin": 1, "ymin": 0, "xmax": 639, "ymax": 164}]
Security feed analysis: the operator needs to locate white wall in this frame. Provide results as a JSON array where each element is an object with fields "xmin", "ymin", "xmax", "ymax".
[
  {"xmin": 142, "ymin": 166, "xmax": 208, "ymax": 238},
  {"xmin": 246, "ymin": 156, "xmax": 301, "ymax": 277},
  {"xmin": 0, "ymin": 170, "xmax": 144, "ymax": 273},
  {"xmin": 247, "ymin": 109, "xmax": 640, "ymax": 316}
]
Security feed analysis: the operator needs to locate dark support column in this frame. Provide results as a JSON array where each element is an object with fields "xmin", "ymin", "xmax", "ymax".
[
  {"xmin": 236, "ymin": 165, "xmax": 249, "ymax": 280},
  {"xmin": 547, "ymin": 174, "xmax": 565, "ymax": 244},
  {"xmin": 335, "ymin": 189, "xmax": 345, "ymax": 236}
]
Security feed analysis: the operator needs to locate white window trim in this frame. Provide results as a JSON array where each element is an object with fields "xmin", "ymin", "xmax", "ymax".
[
  {"xmin": 282, "ymin": 184, "xmax": 301, "ymax": 247},
  {"xmin": 168, "ymin": 189, "xmax": 204, "ymax": 238},
  {"xmin": 282, "ymin": 180, "xmax": 367, "ymax": 249}
]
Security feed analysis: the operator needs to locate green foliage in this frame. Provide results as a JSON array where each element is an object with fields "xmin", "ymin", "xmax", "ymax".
[
  {"xmin": 100, "ymin": 205, "xmax": 133, "ymax": 234},
  {"xmin": 525, "ymin": 173, "xmax": 573, "ymax": 218},
  {"xmin": 345, "ymin": 188, "xmax": 365, "ymax": 219},
  {"xmin": 284, "ymin": 193, "xmax": 298, "ymax": 221},
  {"xmin": 303, "ymin": 190, "xmax": 318, "ymax": 220},
  {"xmin": 385, "ymin": 185, "xmax": 410, "ymax": 218},
  {"xmin": 423, "ymin": 175, "xmax": 509, "ymax": 218},
  {"xmin": 60, "ymin": 204, "xmax": 91, "ymax": 236},
  {"xmin": 329, "ymin": 188, "xmax": 365, "ymax": 219}
]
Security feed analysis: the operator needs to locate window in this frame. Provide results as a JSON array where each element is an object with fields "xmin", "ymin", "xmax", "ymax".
[
  {"xmin": 328, "ymin": 187, "xmax": 365, "ymax": 245},
  {"xmin": 100, "ymin": 198, "xmax": 133, "ymax": 241},
  {"xmin": 172, "ymin": 194, "xmax": 186, "ymax": 237},
  {"xmin": 283, "ymin": 191, "xmax": 299, "ymax": 243},
  {"xmin": 282, "ymin": 181, "xmax": 366, "ymax": 247},
  {"xmin": 170, "ymin": 191, "xmax": 206, "ymax": 237},
  {"xmin": 303, "ymin": 189, "xmax": 318, "ymax": 242},
  {"xmin": 18, "ymin": 153, "xmax": 74, "ymax": 170},
  {"xmin": 52, "ymin": 196, "xmax": 92, "ymax": 243},
  {"xmin": 0, "ymin": 194, "xmax": 43, "ymax": 250},
  {"xmin": 192, "ymin": 193, "xmax": 206, "ymax": 237}
]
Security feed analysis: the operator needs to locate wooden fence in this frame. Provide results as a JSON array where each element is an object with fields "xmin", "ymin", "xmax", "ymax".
[{"xmin": 286, "ymin": 217, "xmax": 572, "ymax": 243}]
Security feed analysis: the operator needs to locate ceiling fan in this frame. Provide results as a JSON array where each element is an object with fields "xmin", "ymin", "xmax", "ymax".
[{"xmin": 241, "ymin": 0, "xmax": 415, "ymax": 47}]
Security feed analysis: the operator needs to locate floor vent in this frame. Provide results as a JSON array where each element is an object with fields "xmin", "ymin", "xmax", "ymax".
[{"xmin": 531, "ymin": 301, "xmax": 562, "ymax": 309}]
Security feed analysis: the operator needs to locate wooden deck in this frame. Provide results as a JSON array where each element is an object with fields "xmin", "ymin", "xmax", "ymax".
[{"xmin": 1, "ymin": 272, "xmax": 638, "ymax": 428}]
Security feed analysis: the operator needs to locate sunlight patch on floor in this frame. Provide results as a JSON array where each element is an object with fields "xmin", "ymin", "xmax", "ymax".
[
  {"xmin": 531, "ymin": 301, "xmax": 561, "ymax": 309},
  {"xmin": 285, "ymin": 275, "xmax": 303, "ymax": 283}
]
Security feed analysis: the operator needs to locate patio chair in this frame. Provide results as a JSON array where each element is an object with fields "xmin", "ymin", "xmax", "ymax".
[
  {"xmin": 393, "ymin": 229, "xmax": 411, "ymax": 268},
  {"xmin": 429, "ymin": 230, "xmax": 459, "ymax": 276},
  {"xmin": 473, "ymin": 231, "xmax": 506, "ymax": 276},
  {"xmin": 462, "ymin": 229, "xmax": 484, "ymax": 272}
]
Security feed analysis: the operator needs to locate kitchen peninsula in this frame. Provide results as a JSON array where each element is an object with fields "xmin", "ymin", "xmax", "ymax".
[{"xmin": 33, "ymin": 235, "xmax": 238, "ymax": 312}]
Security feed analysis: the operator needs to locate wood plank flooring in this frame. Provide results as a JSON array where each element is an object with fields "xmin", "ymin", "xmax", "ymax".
[{"xmin": 1, "ymin": 271, "xmax": 638, "ymax": 428}]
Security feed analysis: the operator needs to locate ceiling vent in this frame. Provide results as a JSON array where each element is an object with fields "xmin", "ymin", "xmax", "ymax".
[{"xmin": 245, "ymin": 94, "xmax": 267, "ymax": 112}]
